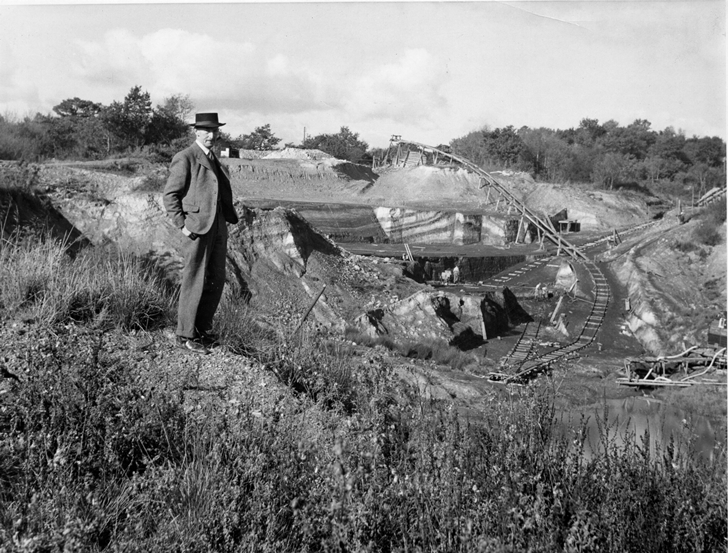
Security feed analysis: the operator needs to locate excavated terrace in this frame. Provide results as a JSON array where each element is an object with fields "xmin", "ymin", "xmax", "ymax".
[{"xmin": 3, "ymin": 152, "xmax": 723, "ymax": 454}]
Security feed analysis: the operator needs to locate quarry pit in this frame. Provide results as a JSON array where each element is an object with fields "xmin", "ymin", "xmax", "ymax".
[{"xmin": 1, "ymin": 146, "xmax": 725, "ymax": 454}]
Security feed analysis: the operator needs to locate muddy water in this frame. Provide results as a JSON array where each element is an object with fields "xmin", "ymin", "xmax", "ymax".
[{"xmin": 556, "ymin": 396, "xmax": 720, "ymax": 462}]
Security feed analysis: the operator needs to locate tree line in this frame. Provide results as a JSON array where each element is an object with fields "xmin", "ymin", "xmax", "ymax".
[
  {"xmin": 0, "ymin": 84, "xmax": 371, "ymax": 166},
  {"xmin": 0, "ymin": 86, "xmax": 196, "ymax": 162},
  {"xmin": 1, "ymin": 86, "xmax": 725, "ymax": 194},
  {"xmin": 450, "ymin": 119, "xmax": 726, "ymax": 194}
]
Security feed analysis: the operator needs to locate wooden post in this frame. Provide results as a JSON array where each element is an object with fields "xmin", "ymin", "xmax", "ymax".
[
  {"xmin": 485, "ymin": 187, "xmax": 491, "ymax": 204},
  {"xmin": 481, "ymin": 319, "xmax": 488, "ymax": 341},
  {"xmin": 567, "ymin": 279, "xmax": 578, "ymax": 295},
  {"xmin": 495, "ymin": 198, "xmax": 501, "ymax": 211},
  {"xmin": 290, "ymin": 285, "xmax": 327, "ymax": 339},
  {"xmin": 550, "ymin": 295, "xmax": 565, "ymax": 324},
  {"xmin": 557, "ymin": 235, "xmax": 562, "ymax": 256},
  {"xmin": 516, "ymin": 215, "xmax": 524, "ymax": 244}
]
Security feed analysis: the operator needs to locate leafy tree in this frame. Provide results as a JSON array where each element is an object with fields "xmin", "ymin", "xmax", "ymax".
[
  {"xmin": 160, "ymin": 94, "xmax": 194, "ymax": 123},
  {"xmin": 482, "ymin": 126, "xmax": 524, "ymax": 168},
  {"xmin": 234, "ymin": 124, "xmax": 281, "ymax": 151},
  {"xmin": 570, "ymin": 118, "xmax": 607, "ymax": 147},
  {"xmin": 103, "ymin": 85, "xmax": 153, "ymax": 150},
  {"xmin": 450, "ymin": 127, "xmax": 491, "ymax": 167},
  {"xmin": 599, "ymin": 119, "xmax": 655, "ymax": 160},
  {"xmin": 518, "ymin": 127, "xmax": 552, "ymax": 177},
  {"xmin": 32, "ymin": 114, "xmax": 76, "ymax": 159},
  {"xmin": 53, "ymin": 98, "xmax": 103, "ymax": 119},
  {"xmin": 542, "ymin": 135, "xmax": 574, "ymax": 182},
  {"xmin": 145, "ymin": 95, "xmax": 193, "ymax": 146},
  {"xmin": 49, "ymin": 97, "xmax": 108, "ymax": 158},
  {"xmin": 592, "ymin": 152, "xmax": 636, "ymax": 189},
  {"xmin": 302, "ymin": 126, "xmax": 368, "ymax": 163},
  {"xmin": 683, "ymin": 136, "xmax": 726, "ymax": 167}
]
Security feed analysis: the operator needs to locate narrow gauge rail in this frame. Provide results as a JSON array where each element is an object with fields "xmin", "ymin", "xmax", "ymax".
[
  {"xmin": 579, "ymin": 220, "xmax": 659, "ymax": 251},
  {"xmin": 489, "ymin": 260, "xmax": 611, "ymax": 383},
  {"xmin": 500, "ymin": 318, "xmax": 543, "ymax": 368},
  {"xmin": 384, "ymin": 139, "xmax": 612, "ymax": 384}
]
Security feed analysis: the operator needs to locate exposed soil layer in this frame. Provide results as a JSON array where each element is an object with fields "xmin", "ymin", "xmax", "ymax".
[{"xmin": 3, "ymin": 159, "xmax": 724, "ymax": 440}]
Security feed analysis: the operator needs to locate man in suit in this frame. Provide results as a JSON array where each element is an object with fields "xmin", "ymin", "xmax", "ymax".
[{"xmin": 163, "ymin": 112, "xmax": 239, "ymax": 353}]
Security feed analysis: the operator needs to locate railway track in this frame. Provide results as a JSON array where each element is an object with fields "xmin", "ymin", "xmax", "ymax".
[
  {"xmin": 386, "ymin": 139, "xmax": 613, "ymax": 384},
  {"xmin": 500, "ymin": 318, "xmax": 542, "ymax": 368},
  {"xmin": 579, "ymin": 220, "xmax": 659, "ymax": 251},
  {"xmin": 489, "ymin": 260, "xmax": 611, "ymax": 383}
]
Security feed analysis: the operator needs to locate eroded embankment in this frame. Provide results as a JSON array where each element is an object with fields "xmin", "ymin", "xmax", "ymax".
[
  {"xmin": 226, "ymin": 158, "xmax": 376, "ymax": 203},
  {"xmin": 244, "ymin": 201, "xmax": 526, "ymax": 247},
  {"xmin": 607, "ymin": 212, "xmax": 726, "ymax": 356}
]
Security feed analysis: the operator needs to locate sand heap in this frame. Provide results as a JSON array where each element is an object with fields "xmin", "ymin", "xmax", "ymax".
[{"xmin": 363, "ymin": 166, "xmax": 486, "ymax": 209}]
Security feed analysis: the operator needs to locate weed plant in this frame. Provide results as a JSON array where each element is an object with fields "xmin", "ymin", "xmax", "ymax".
[
  {"xmin": 0, "ymin": 233, "xmax": 725, "ymax": 551},
  {"xmin": 693, "ymin": 198, "xmax": 726, "ymax": 247},
  {"xmin": 0, "ymin": 161, "xmax": 40, "ymax": 193},
  {"xmin": 344, "ymin": 327, "xmax": 479, "ymax": 372}
]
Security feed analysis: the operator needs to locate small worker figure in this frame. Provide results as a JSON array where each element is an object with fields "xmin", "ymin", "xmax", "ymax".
[
  {"xmin": 678, "ymin": 210, "xmax": 685, "ymax": 224},
  {"xmin": 452, "ymin": 265, "xmax": 460, "ymax": 284},
  {"xmin": 424, "ymin": 259, "xmax": 432, "ymax": 280},
  {"xmin": 441, "ymin": 269, "xmax": 452, "ymax": 285}
]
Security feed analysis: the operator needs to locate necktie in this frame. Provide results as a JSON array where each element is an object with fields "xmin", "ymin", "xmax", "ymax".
[
  {"xmin": 207, "ymin": 151, "xmax": 223, "ymax": 218},
  {"xmin": 208, "ymin": 151, "xmax": 219, "ymax": 176}
]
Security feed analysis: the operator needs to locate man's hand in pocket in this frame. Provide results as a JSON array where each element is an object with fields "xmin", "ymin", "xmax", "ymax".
[{"xmin": 181, "ymin": 227, "xmax": 199, "ymax": 240}]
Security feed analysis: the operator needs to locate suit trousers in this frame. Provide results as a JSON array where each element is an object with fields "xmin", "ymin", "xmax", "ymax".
[{"xmin": 176, "ymin": 212, "xmax": 228, "ymax": 339}]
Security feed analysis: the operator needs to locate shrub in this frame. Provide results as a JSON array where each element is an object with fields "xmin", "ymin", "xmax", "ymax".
[
  {"xmin": 702, "ymin": 197, "xmax": 727, "ymax": 225},
  {"xmin": 0, "ymin": 161, "xmax": 40, "ymax": 192},
  {"xmin": 674, "ymin": 240, "xmax": 699, "ymax": 253},
  {"xmin": 694, "ymin": 222, "xmax": 722, "ymax": 247},
  {"xmin": 0, "ymin": 327, "xmax": 189, "ymax": 549},
  {"xmin": 0, "ymin": 234, "xmax": 174, "ymax": 329},
  {"xmin": 344, "ymin": 328, "xmax": 479, "ymax": 372},
  {"xmin": 1, "ymin": 326, "xmax": 726, "ymax": 551}
]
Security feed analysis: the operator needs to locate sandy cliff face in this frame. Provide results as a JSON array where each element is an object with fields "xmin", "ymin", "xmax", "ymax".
[
  {"xmin": 519, "ymin": 183, "xmax": 654, "ymax": 231},
  {"xmin": 33, "ymin": 166, "xmax": 422, "ymax": 332},
  {"xmin": 606, "ymin": 214, "xmax": 726, "ymax": 355}
]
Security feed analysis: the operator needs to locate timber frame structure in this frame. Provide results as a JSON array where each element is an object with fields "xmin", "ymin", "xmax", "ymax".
[
  {"xmin": 382, "ymin": 138, "xmax": 588, "ymax": 261},
  {"xmin": 382, "ymin": 138, "xmax": 612, "ymax": 383}
]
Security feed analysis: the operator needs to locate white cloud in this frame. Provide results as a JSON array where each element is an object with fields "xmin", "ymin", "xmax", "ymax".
[
  {"xmin": 0, "ymin": 41, "xmax": 40, "ymax": 113},
  {"xmin": 344, "ymin": 49, "xmax": 448, "ymax": 121},
  {"xmin": 71, "ymin": 28, "xmax": 331, "ymax": 114}
]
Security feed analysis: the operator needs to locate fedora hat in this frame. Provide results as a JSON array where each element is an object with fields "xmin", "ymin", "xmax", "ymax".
[{"xmin": 190, "ymin": 112, "xmax": 226, "ymax": 128}]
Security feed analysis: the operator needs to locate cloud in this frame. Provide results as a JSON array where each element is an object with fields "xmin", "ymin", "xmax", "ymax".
[
  {"xmin": 0, "ymin": 41, "xmax": 40, "ymax": 113},
  {"xmin": 72, "ymin": 28, "xmax": 331, "ymax": 114},
  {"xmin": 344, "ymin": 49, "xmax": 448, "ymax": 121}
]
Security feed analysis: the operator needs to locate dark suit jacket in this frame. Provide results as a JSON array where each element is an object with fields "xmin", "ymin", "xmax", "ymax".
[{"xmin": 163, "ymin": 143, "xmax": 239, "ymax": 235}]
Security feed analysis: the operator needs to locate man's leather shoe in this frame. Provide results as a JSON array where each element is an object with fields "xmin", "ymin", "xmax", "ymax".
[
  {"xmin": 176, "ymin": 336, "xmax": 210, "ymax": 354},
  {"xmin": 199, "ymin": 331, "xmax": 220, "ymax": 347}
]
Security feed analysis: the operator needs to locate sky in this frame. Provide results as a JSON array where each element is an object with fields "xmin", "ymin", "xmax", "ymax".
[{"xmin": 0, "ymin": 1, "xmax": 725, "ymax": 149}]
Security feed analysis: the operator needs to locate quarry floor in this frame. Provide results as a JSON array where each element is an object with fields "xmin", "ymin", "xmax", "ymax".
[{"xmin": 5, "ymin": 158, "xmax": 723, "ymax": 452}]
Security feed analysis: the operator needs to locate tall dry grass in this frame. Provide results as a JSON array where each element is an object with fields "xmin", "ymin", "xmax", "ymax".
[{"xmin": 0, "ymin": 234, "xmax": 173, "ymax": 329}]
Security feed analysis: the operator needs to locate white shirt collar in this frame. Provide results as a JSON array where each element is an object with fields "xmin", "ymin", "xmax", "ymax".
[{"xmin": 195, "ymin": 140, "xmax": 211, "ymax": 157}]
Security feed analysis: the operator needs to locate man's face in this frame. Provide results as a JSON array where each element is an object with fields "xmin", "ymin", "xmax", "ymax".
[{"xmin": 196, "ymin": 127, "xmax": 219, "ymax": 149}]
